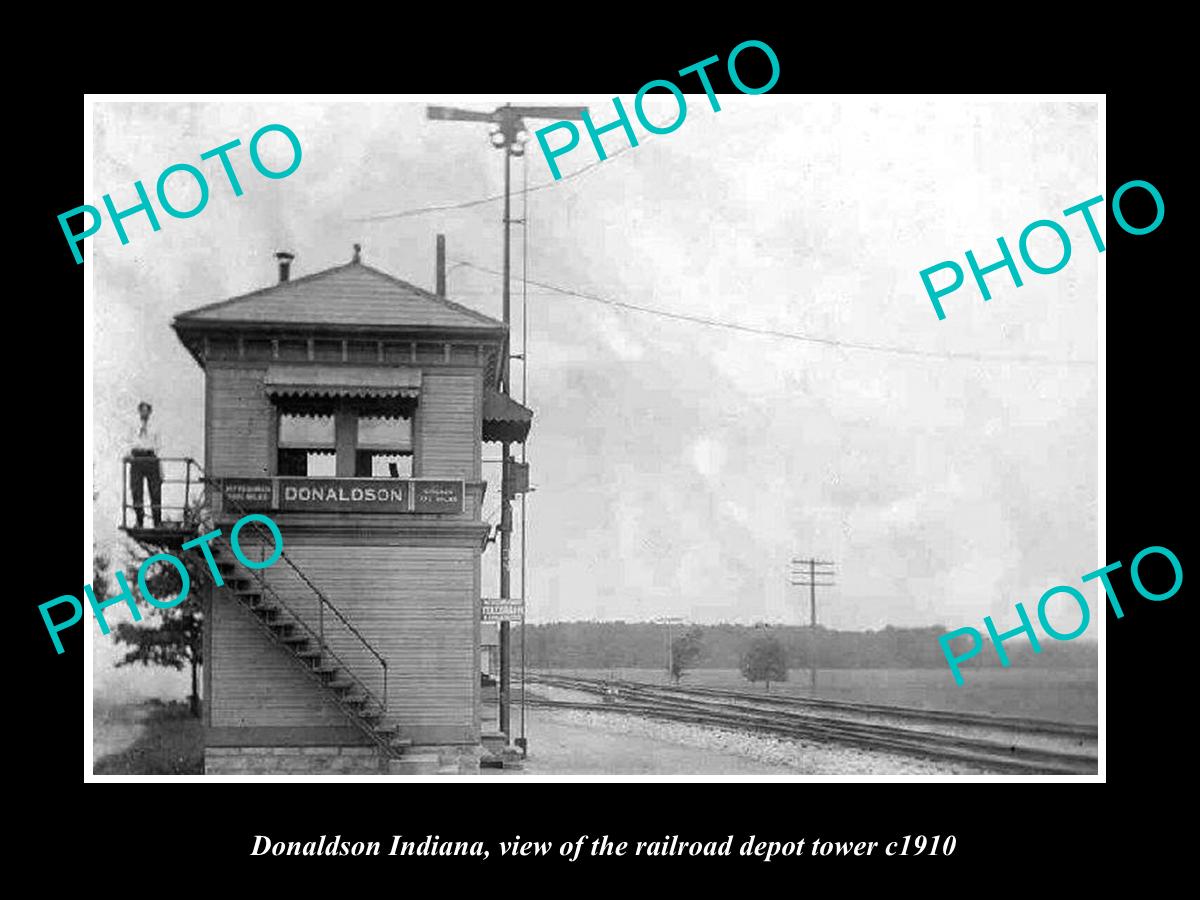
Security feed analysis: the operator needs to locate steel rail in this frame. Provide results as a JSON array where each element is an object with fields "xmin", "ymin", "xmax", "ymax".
[
  {"xmin": 526, "ymin": 697, "xmax": 1095, "ymax": 775},
  {"xmin": 530, "ymin": 673, "xmax": 1096, "ymax": 739},
  {"xmin": 526, "ymin": 675, "xmax": 1097, "ymax": 775}
]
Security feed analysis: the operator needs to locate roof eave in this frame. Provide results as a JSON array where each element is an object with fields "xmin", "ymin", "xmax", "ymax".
[
  {"xmin": 172, "ymin": 321, "xmax": 208, "ymax": 369},
  {"xmin": 171, "ymin": 261, "xmax": 508, "ymax": 332},
  {"xmin": 170, "ymin": 317, "xmax": 508, "ymax": 339}
]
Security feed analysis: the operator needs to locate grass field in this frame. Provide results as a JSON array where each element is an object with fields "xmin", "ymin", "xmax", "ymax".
[
  {"xmin": 542, "ymin": 667, "xmax": 1098, "ymax": 725},
  {"xmin": 94, "ymin": 700, "xmax": 204, "ymax": 775}
]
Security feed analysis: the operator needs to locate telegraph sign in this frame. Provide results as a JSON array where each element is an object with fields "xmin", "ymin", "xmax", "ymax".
[
  {"xmin": 412, "ymin": 479, "xmax": 464, "ymax": 514},
  {"xmin": 217, "ymin": 477, "xmax": 275, "ymax": 511},
  {"xmin": 481, "ymin": 598, "xmax": 524, "ymax": 622}
]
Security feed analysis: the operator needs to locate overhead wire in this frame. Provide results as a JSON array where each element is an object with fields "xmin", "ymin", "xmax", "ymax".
[
  {"xmin": 352, "ymin": 125, "xmax": 1092, "ymax": 369},
  {"xmin": 351, "ymin": 146, "xmax": 632, "ymax": 223},
  {"xmin": 447, "ymin": 260, "xmax": 1097, "ymax": 369}
]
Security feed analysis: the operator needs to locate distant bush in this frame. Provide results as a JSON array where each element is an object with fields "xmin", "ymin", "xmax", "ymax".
[
  {"xmin": 670, "ymin": 627, "xmax": 705, "ymax": 682},
  {"xmin": 740, "ymin": 635, "xmax": 788, "ymax": 691}
]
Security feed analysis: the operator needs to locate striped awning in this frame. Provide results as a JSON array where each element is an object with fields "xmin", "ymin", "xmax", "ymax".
[
  {"xmin": 264, "ymin": 365, "xmax": 421, "ymax": 399},
  {"xmin": 483, "ymin": 389, "xmax": 533, "ymax": 443}
]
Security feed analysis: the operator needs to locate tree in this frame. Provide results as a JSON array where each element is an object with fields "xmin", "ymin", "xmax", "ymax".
[
  {"xmin": 93, "ymin": 552, "xmax": 112, "ymax": 604},
  {"xmin": 113, "ymin": 549, "xmax": 207, "ymax": 717},
  {"xmin": 740, "ymin": 634, "xmax": 788, "ymax": 693},
  {"xmin": 670, "ymin": 627, "xmax": 705, "ymax": 683}
]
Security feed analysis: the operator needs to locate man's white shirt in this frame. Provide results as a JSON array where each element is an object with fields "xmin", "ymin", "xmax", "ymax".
[{"xmin": 130, "ymin": 421, "xmax": 162, "ymax": 453}]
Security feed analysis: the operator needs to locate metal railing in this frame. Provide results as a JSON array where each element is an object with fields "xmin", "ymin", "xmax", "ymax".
[
  {"xmin": 221, "ymin": 505, "xmax": 390, "ymax": 716},
  {"xmin": 121, "ymin": 456, "xmax": 205, "ymax": 531},
  {"xmin": 122, "ymin": 456, "xmax": 392, "ymax": 743},
  {"xmin": 223, "ymin": 532, "xmax": 392, "ymax": 747}
]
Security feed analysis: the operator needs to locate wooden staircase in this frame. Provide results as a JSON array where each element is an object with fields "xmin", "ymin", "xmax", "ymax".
[
  {"xmin": 120, "ymin": 459, "xmax": 453, "ymax": 776},
  {"xmin": 210, "ymin": 539, "xmax": 440, "ymax": 775}
]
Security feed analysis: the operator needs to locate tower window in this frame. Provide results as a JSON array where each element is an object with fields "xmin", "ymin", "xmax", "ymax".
[
  {"xmin": 277, "ymin": 414, "xmax": 336, "ymax": 476},
  {"xmin": 355, "ymin": 415, "xmax": 413, "ymax": 477}
]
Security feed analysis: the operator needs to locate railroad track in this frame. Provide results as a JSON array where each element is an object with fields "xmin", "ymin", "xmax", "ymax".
[
  {"xmin": 530, "ymin": 674, "xmax": 1097, "ymax": 739},
  {"xmin": 526, "ymin": 674, "xmax": 1098, "ymax": 775}
]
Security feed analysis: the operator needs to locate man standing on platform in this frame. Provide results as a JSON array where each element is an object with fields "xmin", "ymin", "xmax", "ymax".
[{"xmin": 128, "ymin": 400, "xmax": 163, "ymax": 528}]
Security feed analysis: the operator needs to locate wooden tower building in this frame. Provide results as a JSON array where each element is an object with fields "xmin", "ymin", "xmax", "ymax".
[{"xmin": 168, "ymin": 245, "xmax": 531, "ymax": 775}]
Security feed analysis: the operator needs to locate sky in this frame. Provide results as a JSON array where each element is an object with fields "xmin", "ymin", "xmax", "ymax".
[{"xmin": 89, "ymin": 95, "xmax": 1099, "ymax": 687}]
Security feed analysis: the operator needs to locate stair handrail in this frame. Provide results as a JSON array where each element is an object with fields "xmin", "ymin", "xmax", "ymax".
[
  {"xmin": 232, "ymin": 555, "xmax": 392, "ymax": 749},
  {"xmin": 183, "ymin": 459, "xmax": 390, "ymax": 712},
  {"xmin": 267, "ymin": 533, "xmax": 385, "ymax": 671}
]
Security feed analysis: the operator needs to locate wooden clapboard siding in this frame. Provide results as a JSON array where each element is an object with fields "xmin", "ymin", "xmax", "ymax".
[
  {"xmin": 213, "ymin": 541, "xmax": 478, "ymax": 736},
  {"xmin": 263, "ymin": 542, "xmax": 477, "ymax": 732},
  {"xmin": 206, "ymin": 364, "xmax": 483, "ymax": 482},
  {"xmin": 416, "ymin": 371, "xmax": 481, "ymax": 479},
  {"xmin": 208, "ymin": 364, "xmax": 272, "ymax": 477},
  {"xmin": 180, "ymin": 257, "xmax": 508, "ymax": 751},
  {"xmin": 209, "ymin": 589, "xmax": 348, "ymax": 728}
]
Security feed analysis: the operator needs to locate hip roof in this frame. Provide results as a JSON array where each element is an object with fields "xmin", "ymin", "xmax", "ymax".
[{"xmin": 174, "ymin": 260, "xmax": 505, "ymax": 333}]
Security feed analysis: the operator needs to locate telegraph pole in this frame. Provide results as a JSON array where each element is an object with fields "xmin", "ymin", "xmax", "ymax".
[
  {"xmin": 790, "ymin": 558, "xmax": 836, "ymax": 693},
  {"xmin": 653, "ymin": 616, "xmax": 684, "ymax": 683},
  {"xmin": 427, "ymin": 103, "xmax": 588, "ymax": 744}
]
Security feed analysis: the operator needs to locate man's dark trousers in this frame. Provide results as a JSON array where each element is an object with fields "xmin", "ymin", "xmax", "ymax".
[{"xmin": 130, "ymin": 450, "xmax": 162, "ymax": 527}]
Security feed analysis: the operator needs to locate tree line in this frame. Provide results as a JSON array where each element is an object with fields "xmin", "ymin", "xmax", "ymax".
[
  {"xmin": 524, "ymin": 621, "xmax": 1096, "ymax": 671},
  {"xmin": 95, "ymin": 535, "xmax": 1097, "ymax": 716}
]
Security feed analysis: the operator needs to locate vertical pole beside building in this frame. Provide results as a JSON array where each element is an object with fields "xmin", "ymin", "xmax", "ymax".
[
  {"xmin": 499, "ymin": 129, "xmax": 513, "ymax": 743},
  {"xmin": 519, "ymin": 147, "xmax": 530, "ymax": 757},
  {"xmin": 426, "ymin": 102, "xmax": 589, "ymax": 749}
]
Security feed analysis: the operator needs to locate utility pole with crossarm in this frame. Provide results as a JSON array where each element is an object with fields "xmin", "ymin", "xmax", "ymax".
[
  {"xmin": 427, "ymin": 104, "xmax": 589, "ymax": 747},
  {"xmin": 790, "ymin": 558, "xmax": 836, "ymax": 693}
]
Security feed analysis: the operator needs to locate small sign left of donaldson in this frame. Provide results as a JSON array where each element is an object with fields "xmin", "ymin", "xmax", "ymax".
[
  {"xmin": 40, "ymin": 514, "xmax": 284, "ymax": 654},
  {"xmin": 59, "ymin": 123, "xmax": 302, "ymax": 265}
]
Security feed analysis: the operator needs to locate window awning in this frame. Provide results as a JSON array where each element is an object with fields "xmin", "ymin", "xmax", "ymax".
[
  {"xmin": 483, "ymin": 389, "xmax": 533, "ymax": 443},
  {"xmin": 266, "ymin": 365, "xmax": 420, "ymax": 418},
  {"xmin": 264, "ymin": 365, "xmax": 421, "ymax": 399}
]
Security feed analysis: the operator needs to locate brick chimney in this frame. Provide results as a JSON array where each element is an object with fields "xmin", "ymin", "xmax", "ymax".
[
  {"xmin": 436, "ymin": 234, "xmax": 446, "ymax": 298},
  {"xmin": 275, "ymin": 251, "xmax": 295, "ymax": 282}
]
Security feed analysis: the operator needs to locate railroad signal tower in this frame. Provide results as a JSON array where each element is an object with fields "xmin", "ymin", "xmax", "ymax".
[
  {"xmin": 427, "ymin": 103, "xmax": 588, "ymax": 745},
  {"xmin": 151, "ymin": 241, "xmax": 533, "ymax": 775}
]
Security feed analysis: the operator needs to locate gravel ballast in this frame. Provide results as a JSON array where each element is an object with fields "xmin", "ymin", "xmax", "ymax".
[{"xmin": 533, "ymin": 706, "xmax": 992, "ymax": 775}]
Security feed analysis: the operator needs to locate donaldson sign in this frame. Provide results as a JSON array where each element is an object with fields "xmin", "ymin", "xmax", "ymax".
[
  {"xmin": 214, "ymin": 478, "xmax": 464, "ymax": 514},
  {"xmin": 282, "ymin": 478, "xmax": 410, "ymax": 512}
]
